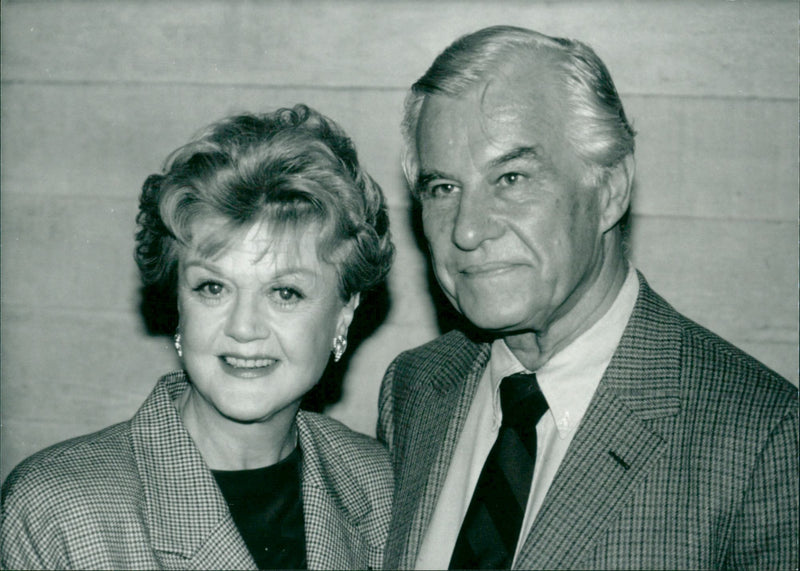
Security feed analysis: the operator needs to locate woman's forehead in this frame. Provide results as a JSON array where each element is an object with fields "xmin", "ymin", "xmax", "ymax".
[{"xmin": 187, "ymin": 216, "xmax": 323, "ymax": 263}]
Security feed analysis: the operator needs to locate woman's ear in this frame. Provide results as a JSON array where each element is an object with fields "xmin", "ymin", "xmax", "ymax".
[
  {"xmin": 337, "ymin": 292, "xmax": 361, "ymax": 335},
  {"xmin": 599, "ymin": 154, "xmax": 635, "ymax": 234}
]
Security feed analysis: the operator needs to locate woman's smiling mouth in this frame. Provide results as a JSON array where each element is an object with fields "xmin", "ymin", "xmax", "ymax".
[
  {"xmin": 219, "ymin": 355, "xmax": 278, "ymax": 377},
  {"xmin": 224, "ymin": 356, "xmax": 276, "ymax": 368}
]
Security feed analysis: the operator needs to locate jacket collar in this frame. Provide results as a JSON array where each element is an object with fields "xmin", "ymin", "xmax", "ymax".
[
  {"xmin": 398, "ymin": 273, "xmax": 685, "ymax": 569},
  {"xmin": 130, "ymin": 376, "xmax": 377, "ymax": 569},
  {"xmin": 428, "ymin": 330, "xmax": 491, "ymax": 395},
  {"xmin": 130, "ymin": 373, "xmax": 255, "ymax": 568},
  {"xmin": 295, "ymin": 411, "xmax": 383, "ymax": 570},
  {"xmin": 295, "ymin": 411, "xmax": 371, "ymax": 524},
  {"xmin": 429, "ymin": 272, "xmax": 682, "ymax": 419},
  {"xmin": 515, "ymin": 273, "xmax": 684, "ymax": 569},
  {"xmin": 597, "ymin": 271, "xmax": 682, "ymax": 419},
  {"xmin": 389, "ymin": 333, "xmax": 489, "ymax": 567}
]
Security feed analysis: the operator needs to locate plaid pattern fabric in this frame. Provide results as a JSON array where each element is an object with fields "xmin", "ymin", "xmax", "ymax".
[
  {"xmin": 1, "ymin": 373, "xmax": 392, "ymax": 570},
  {"xmin": 378, "ymin": 273, "xmax": 798, "ymax": 570}
]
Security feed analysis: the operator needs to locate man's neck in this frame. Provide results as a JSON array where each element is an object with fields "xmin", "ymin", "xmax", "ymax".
[{"xmin": 504, "ymin": 248, "xmax": 629, "ymax": 372}]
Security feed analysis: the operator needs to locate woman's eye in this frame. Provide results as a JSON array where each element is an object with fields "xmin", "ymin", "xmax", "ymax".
[
  {"xmin": 274, "ymin": 287, "xmax": 303, "ymax": 303},
  {"xmin": 195, "ymin": 281, "xmax": 225, "ymax": 297}
]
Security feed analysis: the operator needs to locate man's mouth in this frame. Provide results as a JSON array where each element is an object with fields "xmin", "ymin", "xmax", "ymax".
[{"xmin": 460, "ymin": 262, "xmax": 519, "ymax": 276}]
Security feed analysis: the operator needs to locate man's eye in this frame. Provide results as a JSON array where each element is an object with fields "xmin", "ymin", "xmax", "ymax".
[
  {"xmin": 195, "ymin": 281, "xmax": 224, "ymax": 297},
  {"xmin": 498, "ymin": 172, "xmax": 524, "ymax": 186},
  {"xmin": 428, "ymin": 183, "xmax": 459, "ymax": 198}
]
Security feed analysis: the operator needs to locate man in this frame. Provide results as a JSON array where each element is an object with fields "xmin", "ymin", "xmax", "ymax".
[{"xmin": 378, "ymin": 26, "xmax": 797, "ymax": 570}]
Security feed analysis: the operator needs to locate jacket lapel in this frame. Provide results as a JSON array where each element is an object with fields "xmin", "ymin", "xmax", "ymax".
[
  {"xmin": 392, "ymin": 334, "xmax": 491, "ymax": 569},
  {"xmin": 131, "ymin": 373, "xmax": 256, "ymax": 570},
  {"xmin": 296, "ymin": 412, "xmax": 375, "ymax": 570},
  {"xmin": 515, "ymin": 276, "xmax": 683, "ymax": 569}
]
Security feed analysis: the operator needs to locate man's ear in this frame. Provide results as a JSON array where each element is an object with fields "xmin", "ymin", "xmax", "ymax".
[{"xmin": 599, "ymin": 154, "xmax": 635, "ymax": 234}]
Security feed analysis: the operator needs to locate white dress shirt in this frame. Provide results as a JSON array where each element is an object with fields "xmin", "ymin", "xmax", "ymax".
[{"xmin": 415, "ymin": 266, "xmax": 639, "ymax": 570}]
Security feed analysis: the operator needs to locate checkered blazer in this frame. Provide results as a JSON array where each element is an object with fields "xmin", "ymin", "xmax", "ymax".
[
  {"xmin": 1, "ymin": 373, "xmax": 393, "ymax": 570},
  {"xmin": 378, "ymin": 273, "xmax": 798, "ymax": 570}
]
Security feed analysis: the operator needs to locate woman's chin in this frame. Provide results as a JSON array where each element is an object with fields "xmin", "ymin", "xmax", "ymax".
[{"xmin": 214, "ymin": 401, "xmax": 286, "ymax": 425}]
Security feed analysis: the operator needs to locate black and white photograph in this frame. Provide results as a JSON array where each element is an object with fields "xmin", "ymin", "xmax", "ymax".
[{"xmin": 1, "ymin": 1, "xmax": 797, "ymax": 569}]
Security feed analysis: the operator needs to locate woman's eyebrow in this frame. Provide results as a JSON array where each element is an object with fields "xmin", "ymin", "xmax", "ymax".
[
  {"xmin": 271, "ymin": 267, "xmax": 318, "ymax": 280},
  {"xmin": 182, "ymin": 258, "xmax": 223, "ymax": 274},
  {"xmin": 184, "ymin": 259, "xmax": 317, "ymax": 277}
]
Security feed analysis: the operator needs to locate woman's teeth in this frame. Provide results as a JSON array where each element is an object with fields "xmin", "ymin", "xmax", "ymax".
[{"xmin": 223, "ymin": 356, "xmax": 276, "ymax": 369}]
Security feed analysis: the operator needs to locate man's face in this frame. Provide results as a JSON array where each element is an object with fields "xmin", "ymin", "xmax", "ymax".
[{"xmin": 416, "ymin": 62, "xmax": 607, "ymax": 335}]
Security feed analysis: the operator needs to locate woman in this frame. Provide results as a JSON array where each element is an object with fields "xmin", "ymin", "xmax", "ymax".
[{"xmin": 1, "ymin": 105, "xmax": 395, "ymax": 570}]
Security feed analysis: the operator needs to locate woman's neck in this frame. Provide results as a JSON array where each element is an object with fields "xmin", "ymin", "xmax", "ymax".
[{"xmin": 175, "ymin": 386, "xmax": 299, "ymax": 471}]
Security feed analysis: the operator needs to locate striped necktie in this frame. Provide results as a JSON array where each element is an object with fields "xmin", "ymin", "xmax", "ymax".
[{"xmin": 449, "ymin": 372, "xmax": 548, "ymax": 569}]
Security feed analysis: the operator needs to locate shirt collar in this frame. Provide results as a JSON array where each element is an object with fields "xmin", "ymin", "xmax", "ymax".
[{"xmin": 489, "ymin": 265, "xmax": 639, "ymax": 437}]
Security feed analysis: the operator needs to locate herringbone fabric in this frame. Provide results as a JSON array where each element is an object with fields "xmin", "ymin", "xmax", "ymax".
[
  {"xmin": 1, "ymin": 373, "xmax": 393, "ymax": 570},
  {"xmin": 378, "ymin": 272, "xmax": 798, "ymax": 570},
  {"xmin": 449, "ymin": 373, "xmax": 546, "ymax": 569}
]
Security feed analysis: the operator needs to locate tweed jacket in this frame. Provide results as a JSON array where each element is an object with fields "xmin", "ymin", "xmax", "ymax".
[
  {"xmin": 1, "ymin": 372, "xmax": 393, "ymax": 570},
  {"xmin": 378, "ymin": 274, "xmax": 798, "ymax": 570}
]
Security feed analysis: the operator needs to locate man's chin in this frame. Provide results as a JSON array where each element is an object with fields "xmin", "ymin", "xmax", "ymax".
[{"xmin": 458, "ymin": 306, "xmax": 527, "ymax": 334}]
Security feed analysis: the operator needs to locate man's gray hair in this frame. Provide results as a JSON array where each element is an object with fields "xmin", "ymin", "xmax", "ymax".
[{"xmin": 401, "ymin": 25, "xmax": 636, "ymax": 194}]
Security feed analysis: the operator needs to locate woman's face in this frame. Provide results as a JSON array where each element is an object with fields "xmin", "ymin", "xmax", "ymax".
[{"xmin": 176, "ymin": 220, "xmax": 358, "ymax": 427}]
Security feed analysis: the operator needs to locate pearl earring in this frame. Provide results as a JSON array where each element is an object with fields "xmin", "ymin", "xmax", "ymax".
[
  {"xmin": 174, "ymin": 332, "xmax": 183, "ymax": 358},
  {"xmin": 332, "ymin": 335, "xmax": 347, "ymax": 362}
]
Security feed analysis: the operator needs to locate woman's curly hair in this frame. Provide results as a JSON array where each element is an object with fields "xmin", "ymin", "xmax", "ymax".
[{"xmin": 135, "ymin": 104, "xmax": 394, "ymax": 304}]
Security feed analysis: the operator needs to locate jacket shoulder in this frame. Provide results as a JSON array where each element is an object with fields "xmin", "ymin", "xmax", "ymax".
[
  {"xmin": 681, "ymin": 313, "xmax": 789, "ymax": 380},
  {"xmin": 635, "ymin": 281, "xmax": 797, "ymax": 448},
  {"xmin": 394, "ymin": 329, "xmax": 476, "ymax": 364},
  {"xmin": 637, "ymin": 278, "xmax": 795, "ymax": 412},
  {"xmin": 1, "ymin": 422, "xmax": 141, "ymax": 568},
  {"xmin": 390, "ymin": 330, "xmax": 488, "ymax": 384},
  {"xmin": 2, "ymin": 421, "xmax": 137, "ymax": 501},
  {"xmin": 297, "ymin": 411, "xmax": 392, "ymax": 489},
  {"xmin": 678, "ymin": 313, "xmax": 797, "ymax": 418}
]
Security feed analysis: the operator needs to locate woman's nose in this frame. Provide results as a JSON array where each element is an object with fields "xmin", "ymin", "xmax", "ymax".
[{"xmin": 224, "ymin": 293, "xmax": 269, "ymax": 342}]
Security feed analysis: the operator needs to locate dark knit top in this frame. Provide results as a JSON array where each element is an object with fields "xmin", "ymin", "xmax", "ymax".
[{"xmin": 212, "ymin": 447, "xmax": 306, "ymax": 569}]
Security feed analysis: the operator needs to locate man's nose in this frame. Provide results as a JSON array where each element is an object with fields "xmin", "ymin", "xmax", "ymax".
[
  {"xmin": 451, "ymin": 188, "xmax": 500, "ymax": 251},
  {"xmin": 225, "ymin": 292, "xmax": 269, "ymax": 343}
]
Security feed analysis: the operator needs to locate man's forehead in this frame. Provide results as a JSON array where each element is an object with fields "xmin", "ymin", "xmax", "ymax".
[
  {"xmin": 417, "ymin": 83, "xmax": 563, "ymax": 161},
  {"xmin": 485, "ymin": 54, "xmax": 564, "ymax": 111},
  {"xmin": 422, "ymin": 57, "xmax": 564, "ymax": 125}
]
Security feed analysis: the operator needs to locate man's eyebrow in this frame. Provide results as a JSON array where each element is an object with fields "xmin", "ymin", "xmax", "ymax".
[
  {"xmin": 416, "ymin": 169, "xmax": 453, "ymax": 190},
  {"xmin": 415, "ymin": 146, "xmax": 543, "ymax": 189},
  {"xmin": 487, "ymin": 146, "xmax": 543, "ymax": 170}
]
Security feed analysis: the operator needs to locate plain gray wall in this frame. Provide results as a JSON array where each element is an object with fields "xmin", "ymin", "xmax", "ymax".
[{"xmin": 2, "ymin": 0, "xmax": 797, "ymax": 482}]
